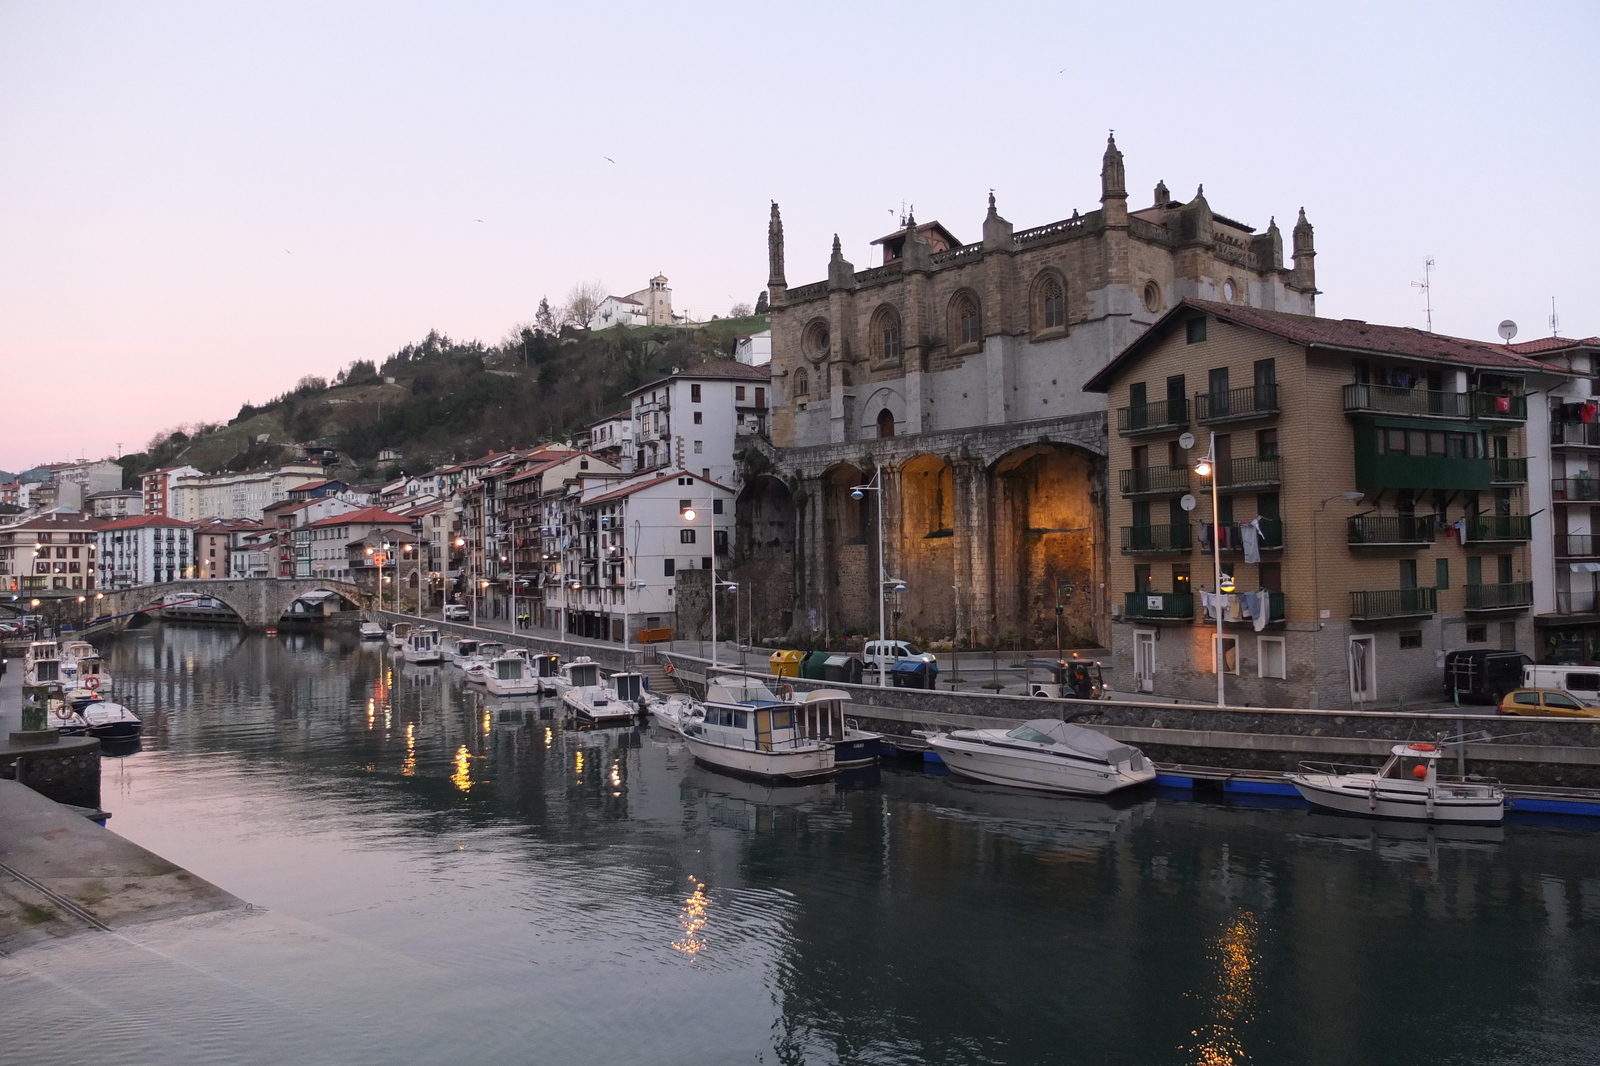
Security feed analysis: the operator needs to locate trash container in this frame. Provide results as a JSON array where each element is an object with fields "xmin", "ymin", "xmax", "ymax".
[
  {"xmin": 823, "ymin": 654, "xmax": 865, "ymax": 686},
  {"xmin": 890, "ymin": 660, "xmax": 939, "ymax": 689},
  {"xmin": 799, "ymin": 651, "xmax": 831, "ymax": 680},
  {"xmin": 769, "ymin": 649, "xmax": 803, "ymax": 678}
]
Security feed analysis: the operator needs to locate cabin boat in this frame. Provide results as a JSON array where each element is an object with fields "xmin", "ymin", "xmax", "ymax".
[
  {"xmin": 649, "ymin": 694, "xmax": 703, "ymax": 730},
  {"xmin": 559, "ymin": 659, "xmax": 637, "ymax": 724},
  {"xmin": 359, "ymin": 621, "xmax": 386, "ymax": 640},
  {"xmin": 528, "ymin": 653, "xmax": 562, "ymax": 695},
  {"xmin": 677, "ymin": 676, "xmax": 837, "ymax": 782},
  {"xmin": 386, "ymin": 621, "xmax": 413, "ymax": 649},
  {"xmin": 403, "ymin": 627, "xmax": 443, "ymax": 664},
  {"xmin": 81, "ymin": 701, "xmax": 143, "ymax": 740},
  {"xmin": 60, "ymin": 642, "xmax": 112, "ymax": 697},
  {"xmin": 484, "ymin": 654, "xmax": 543, "ymax": 696},
  {"xmin": 927, "ymin": 719, "xmax": 1155, "ymax": 796},
  {"xmin": 610, "ymin": 671, "xmax": 649, "ymax": 709},
  {"xmin": 1286, "ymin": 743, "xmax": 1505, "ymax": 824},
  {"xmin": 790, "ymin": 688, "xmax": 881, "ymax": 768},
  {"xmin": 444, "ymin": 637, "xmax": 481, "ymax": 664},
  {"xmin": 23, "ymin": 641, "xmax": 62, "ymax": 686},
  {"xmin": 461, "ymin": 642, "xmax": 507, "ymax": 682}
]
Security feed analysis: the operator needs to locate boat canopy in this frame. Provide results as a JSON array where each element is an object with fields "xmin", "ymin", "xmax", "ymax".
[
  {"xmin": 797, "ymin": 688, "xmax": 852, "ymax": 705},
  {"xmin": 1005, "ymin": 720, "xmax": 1137, "ymax": 763},
  {"xmin": 705, "ymin": 677, "xmax": 784, "ymax": 706}
]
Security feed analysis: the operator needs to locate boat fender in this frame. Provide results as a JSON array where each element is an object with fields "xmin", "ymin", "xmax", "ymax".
[
  {"xmin": 1412, "ymin": 764, "xmax": 1428, "ymax": 780},
  {"xmin": 85, "ymin": 676, "xmax": 100, "ymax": 690},
  {"xmin": 663, "ymin": 662, "xmax": 675, "ymax": 676}
]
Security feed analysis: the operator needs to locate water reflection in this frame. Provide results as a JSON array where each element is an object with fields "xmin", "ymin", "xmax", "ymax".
[{"xmin": 10, "ymin": 626, "xmax": 1593, "ymax": 1066}]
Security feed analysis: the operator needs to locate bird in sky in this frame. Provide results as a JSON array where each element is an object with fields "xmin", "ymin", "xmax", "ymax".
[{"xmin": 604, "ymin": 156, "xmax": 616, "ymax": 164}]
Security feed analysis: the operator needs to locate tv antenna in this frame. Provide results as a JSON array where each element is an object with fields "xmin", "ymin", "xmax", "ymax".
[
  {"xmin": 1550, "ymin": 297, "xmax": 1560, "ymax": 338},
  {"xmin": 1411, "ymin": 256, "xmax": 1435, "ymax": 332}
]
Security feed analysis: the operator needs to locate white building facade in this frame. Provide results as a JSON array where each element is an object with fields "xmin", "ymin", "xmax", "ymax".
[
  {"xmin": 168, "ymin": 464, "xmax": 327, "ymax": 522},
  {"xmin": 628, "ymin": 362, "xmax": 772, "ymax": 486},
  {"xmin": 96, "ymin": 515, "xmax": 197, "ymax": 588}
]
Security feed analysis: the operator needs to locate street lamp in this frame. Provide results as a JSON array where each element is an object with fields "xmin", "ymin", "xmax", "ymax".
[
  {"xmin": 850, "ymin": 467, "xmax": 891, "ymax": 688},
  {"xmin": 1194, "ymin": 435, "xmax": 1227, "ymax": 706}
]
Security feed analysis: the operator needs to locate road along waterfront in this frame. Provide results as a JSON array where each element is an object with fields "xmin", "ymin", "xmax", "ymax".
[{"xmin": 3, "ymin": 625, "xmax": 1598, "ymax": 1066}]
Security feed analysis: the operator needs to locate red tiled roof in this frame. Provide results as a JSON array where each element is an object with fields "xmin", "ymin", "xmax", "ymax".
[
  {"xmin": 98, "ymin": 515, "xmax": 195, "ymax": 530},
  {"xmin": 583, "ymin": 470, "xmax": 734, "ymax": 507},
  {"xmin": 1506, "ymin": 335, "xmax": 1600, "ymax": 355},
  {"xmin": 632, "ymin": 359, "xmax": 772, "ymax": 395},
  {"xmin": 305, "ymin": 506, "xmax": 415, "ymax": 529}
]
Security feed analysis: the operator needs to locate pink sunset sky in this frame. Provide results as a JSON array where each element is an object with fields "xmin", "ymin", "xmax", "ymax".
[{"xmin": 1, "ymin": 1, "xmax": 1595, "ymax": 472}]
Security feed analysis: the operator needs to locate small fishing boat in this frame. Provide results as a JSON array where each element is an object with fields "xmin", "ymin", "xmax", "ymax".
[
  {"xmin": 484, "ymin": 653, "xmax": 542, "ymax": 696},
  {"xmin": 790, "ymin": 688, "xmax": 882, "ymax": 768},
  {"xmin": 678, "ymin": 676, "xmax": 837, "ymax": 782},
  {"xmin": 927, "ymin": 719, "xmax": 1155, "ymax": 796},
  {"xmin": 559, "ymin": 659, "xmax": 637, "ymax": 724},
  {"xmin": 403, "ymin": 626, "xmax": 443, "ymax": 664},
  {"xmin": 359, "ymin": 621, "xmax": 385, "ymax": 640},
  {"xmin": 1286, "ymin": 743, "xmax": 1505, "ymax": 824},
  {"xmin": 386, "ymin": 621, "xmax": 413, "ymax": 649},
  {"xmin": 81, "ymin": 701, "xmax": 143, "ymax": 740}
]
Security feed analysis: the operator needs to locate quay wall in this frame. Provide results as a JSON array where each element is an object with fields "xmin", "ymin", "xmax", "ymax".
[
  {"xmin": 0, "ymin": 736, "xmax": 101, "ymax": 810},
  {"xmin": 657, "ymin": 651, "xmax": 1600, "ymax": 790}
]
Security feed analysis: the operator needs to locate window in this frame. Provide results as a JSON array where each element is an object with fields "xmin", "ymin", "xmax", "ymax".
[
  {"xmin": 871, "ymin": 306, "xmax": 903, "ymax": 363},
  {"xmin": 794, "ymin": 368, "xmax": 809, "ymax": 398},
  {"xmin": 1214, "ymin": 636, "xmax": 1238, "ymax": 675},
  {"xmin": 693, "ymin": 412, "xmax": 702, "ymax": 424},
  {"xmin": 1436, "ymin": 558, "xmax": 1450, "ymax": 589},
  {"xmin": 1466, "ymin": 556, "xmax": 1483, "ymax": 585},
  {"xmin": 951, "ymin": 292, "xmax": 982, "ymax": 347},
  {"xmin": 877, "ymin": 409, "xmax": 895, "ymax": 438},
  {"xmin": 1546, "ymin": 693, "xmax": 1583, "ymax": 711},
  {"xmin": 1143, "ymin": 281, "xmax": 1162, "ymax": 313},
  {"xmin": 691, "ymin": 384, "xmax": 702, "ymax": 402},
  {"xmin": 712, "ymin": 499, "xmax": 723, "ymax": 515},
  {"xmin": 679, "ymin": 499, "xmax": 692, "ymax": 512},
  {"xmin": 1187, "ymin": 318, "xmax": 1208, "ymax": 344},
  {"xmin": 663, "ymin": 559, "xmax": 675, "ymax": 577},
  {"xmin": 701, "ymin": 557, "xmax": 712, "ymax": 570},
  {"xmin": 693, "ymin": 441, "xmax": 703, "ymax": 454},
  {"xmin": 1133, "ymin": 564, "xmax": 1152, "ymax": 594},
  {"xmin": 714, "ymin": 530, "xmax": 728, "ymax": 554},
  {"xmin": 1399, "ymin": 630, "xmax": 1423, "ymax": 649},
  {"xmin": 735, "ymin": 386, "xmax": 745, "ymax": 401},
  {"xmin": 1258, "ymin": 637, "xmax": 1286, "ymax": 679},
  {"xmin": 755, "ymin": 387, "xmax": 764, "ymax": 407},
  {"xmin": 1399, "ymin": 559, "xmax": 1418, "ymax": 589},
  {"xmin": 1037, "ymin": 275, "xmax": 1066, "ymax": 330},
  {"xmin": 680, "ymin": 529, "xmax": 696, "ymax": 544},
  {"xmin": 1349, "ymin": 636, "xmax": 1377, "ymax": 702}
]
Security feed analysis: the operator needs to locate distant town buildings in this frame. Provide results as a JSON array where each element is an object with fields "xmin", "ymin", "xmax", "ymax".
[
  {"xmin": 594, "ymin": 275, "xmax": 674, "ymax": 328},
  {"xmin": 627, "ymin": 361, "xmax": 771, "ymax": 485},
  {"xmin": 96, "ymin": 515, "xmax": 195, "ymax": 588},
  {"xmin": 0, "ymin": 512, "xmax": 104, "ymax": 594}
]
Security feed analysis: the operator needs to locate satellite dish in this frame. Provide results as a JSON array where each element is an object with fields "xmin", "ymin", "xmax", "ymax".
[
  {"xmin": 1178, "ymin": 432, "xmax": 1196, "ymax": 451},
  {"xmin": 1179, "ymin": 494, "xmax": 1197, "ymax": 512},
  {"xmin": 1498, "ymin": 320, "xmax": 1518, "ymax": 342}
]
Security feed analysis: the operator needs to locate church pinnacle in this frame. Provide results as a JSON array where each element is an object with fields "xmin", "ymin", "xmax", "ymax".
[{"xmin": 1100, "ymin": 132, "xmax": 1126, "ymax": 201}]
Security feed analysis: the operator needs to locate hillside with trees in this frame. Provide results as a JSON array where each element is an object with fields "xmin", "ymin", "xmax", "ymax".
[{"xmin": 118, "ymin": 299, "xmax": 770, "ymax": 485}]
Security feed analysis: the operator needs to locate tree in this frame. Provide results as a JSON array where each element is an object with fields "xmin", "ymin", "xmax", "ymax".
[
  {"xmin": 754, "ymin": 291, "xmax": 769, "ymax": 314},
  {"xmin": 561, "ymin": 280, "xmax": 607, "ymax": 331},
  {"xmin": 535, "ymin": 297, "xmax": 557, "ymax": 336},
  {"xmin": 729, "ymin": 302, "xmax": 753, "ymax": 318}
]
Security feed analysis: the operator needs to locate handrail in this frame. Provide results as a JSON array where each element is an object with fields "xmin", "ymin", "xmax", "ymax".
[{"xmin": 1196, "ymin": 384, "xmax": 1278, "ymax": 423}]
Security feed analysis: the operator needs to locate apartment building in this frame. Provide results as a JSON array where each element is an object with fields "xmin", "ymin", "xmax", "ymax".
[
  {"xmin": 141, "ymin": 465, "xmax": 202, "ymax": 516},
  {"xmin": 298, "ymin": 506, "xmax": 418, "ymax": 582},
  {"xmin": 168, "ymin": 464, "xmax": 326, "ymax": 522},
  {"xmin": 97, "ymin": 515, "xmax": 196, "ymax": 588},
  {"xmin": 628, "ymin": 362, "xmax": 771, "ymax": 485},
  {"xmin": 1086, "ymin": 299, "xmax": 1563, "ymax": 709},
  {"xmin": 0, "ymin": 513, "xmax": 105, "ymax": 595}
]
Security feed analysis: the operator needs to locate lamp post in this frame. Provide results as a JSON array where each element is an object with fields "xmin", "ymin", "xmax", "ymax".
[
  {"xmin": 1194, "ymin": 436, "xmax": 1227, "ymax": 707},
  {"xmin": 850, "ymin": 466, "xmax": 892, "ymax": 688}
]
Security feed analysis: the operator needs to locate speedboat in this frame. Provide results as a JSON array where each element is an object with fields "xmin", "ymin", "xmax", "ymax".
[
  {"xmin": 927, "ymin": 719, "xmax": 1155, "ymax": 796},
  {"xmin": 359, "ymin": 621, "xmax": 385, "ymax": 640},
  {"xmin": 23, "ymin": 641, "xmax": 62, "ymax": 686},
  {"xmin": 790, "ymin": 688, "xmax": 881, "ymax": 768},
  {"xmin": 386, "ymin": 621, "xmax": 413, "ymax": 649},
  {"xmin": 65, "ymin": 687, "xmax": 105, "ymax": 710},
  {"xmin": 81, "ymin": 701, "xmax": 143, "ymax": 740},
  {"xmin": 559, "ymin": 659, "xmax": 637, "ymax": 725},
  {"xmin": 484, "ymin": 653, "xmax": 542, "ymax": 696},
  {"xmin": 1286, "ymin": 743, "xmax": 1505, "ymax": 824},
  {"xmin": 678, "ymin": 676, "xmax": 836, "ymax": 782},
  {"xmin": 403, "ymin": 626, "xmax": 444, "ymax": 664}
]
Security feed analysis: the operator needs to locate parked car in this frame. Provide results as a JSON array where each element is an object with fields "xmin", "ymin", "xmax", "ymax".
[
  {"xmin": 1443, "ymin": 649, "xmax": 1532, "ymax": 703},
  {"xmin": 443, "ymin": 604, "xmax": 470, "ymax": 622},
  {"xmin": 1497, "ymin": 688, "xmax": 1600, "ymax": 718},
  {"xmin": 1523, "ymin": 664, "xmax": 1600, "ymax": 704},
  {"xmin": 862, "ymin": 640, "xmax": 936, "ymax": 680}
]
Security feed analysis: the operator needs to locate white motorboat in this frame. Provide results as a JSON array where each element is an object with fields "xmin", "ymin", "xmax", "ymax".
[
  {"xmin": 461, "ymin": 641, "xmax": 507, "ymax": 683},
  {"xmin": 649, "ymin": 694, "xmax": 703, "ymax": 730},
  {"xmin": 403, "ymin": 626, "xmax": 444, "ymax": 664},
  {"xmin": 59, "ymin": 641, "xmax": 112, "ymax": 697},
  {"xmin": 484, "ymin": 653, "xmax": 543, "ymax": 697},
  {"xmin": 790, "ymin": 688, "xmax": 882, "ymax": 768},
  {"xmin": 81, "ymin": 701, "xmax": 143, "ymax": 740},
  {"xmin": 443, "ymin": 637, "xmax": 480, "ymax": 664},
  {"xmin": 527, "ymin": 653, "xmax": 562, "ymax": 695},
  {"xmin": 359, "ymin": 621, "xmax": 385, "ymax": 640},
  {"xmin": 386, "ymin": 621, "xmax": 413, "ymax": 649},
  {"xmin": 1286, "ymin": 743, "xmax": 1505, "ymax": 824},
  {"xmin": 677, "ymin": 676, "xmax": 836, "ymax": 782},
  {"xmin": 559, "ymin": 659, "xmax": 637, "ymax": 725},
  {"xmin": 50, "ymin": 699, "xmax": 90, "ymax": 736},
  {"xmin": 927, "ymin": 719, "xmax": 1155, "ymax": 796},
  {"xmin": 23, "ymin": 641, "xmax": 62, "ymax": 686}
]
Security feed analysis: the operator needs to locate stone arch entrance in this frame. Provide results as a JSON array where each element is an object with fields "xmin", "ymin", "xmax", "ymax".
[
  {"xmin": 896, "ymin": 453, "xmax": 956, "ymax": 640},
  {"xmin": 732, "ymin": 475, "xmax": 798, "ymax": 640},
  {"xmin": 820, "ymin": 462, "xmax": 874, "ymax": 640},
  {"xmin": 988, "ymin": 443, "xmax": 1100, "ymax": 649}
]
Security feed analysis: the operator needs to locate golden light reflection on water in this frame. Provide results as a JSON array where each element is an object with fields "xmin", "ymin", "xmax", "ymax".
[
  {"xmin": 574, "ymin": 750, "xmax": 584, "ymax": 777},
  {"xmin": 1188, "ymin": 911, "xmax": 1259, "ymax": 1066},
  {"xmin": 400, "ymin": 722, "xmax": 416, "ymax": 777},
  {"xmin": 482, "ymin": 710, "xmax": 491, "ymax": 735},
  {"xmin": 451, "ymin": 744, "xmax": 474, "ymax": 792},
  {"xmin": 366, "ymin": 698, "xmax": 375, "ymax": 730},
  {"xmin": 671, "ymin": 877, "xmax": 709, "ymax": 956}
]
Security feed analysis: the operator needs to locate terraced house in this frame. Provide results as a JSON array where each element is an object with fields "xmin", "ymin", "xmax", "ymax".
[{"xmin": 1086, "ymin": 300, "xmax": 1566, "ymax": 709}]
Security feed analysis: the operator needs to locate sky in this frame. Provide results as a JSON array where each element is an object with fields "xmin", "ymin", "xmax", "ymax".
[{"xmin": 1, "ymin": 1, "xmax": 1596, "ymax": 472}]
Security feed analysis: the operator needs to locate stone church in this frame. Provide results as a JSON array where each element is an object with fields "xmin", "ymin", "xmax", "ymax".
[{"xmin": 734, "ymin": 135, "xmax": 1318, "ymax": 650}]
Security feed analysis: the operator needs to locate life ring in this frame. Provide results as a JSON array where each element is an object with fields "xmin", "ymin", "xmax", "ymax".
[
  {"xmin": 85, "ymin": 676, "xmax": 100, "ymax": 690},
  {"xmin": 775, "ymin": 683, "xmax": 794, "ymax": 701},
  {"xmin": 663, "ymin": 662, "xmax": 675, "ymax": 676},
  {"xmin": 54, "ymin": 705, "xmax": 73, "ymax": 721}
]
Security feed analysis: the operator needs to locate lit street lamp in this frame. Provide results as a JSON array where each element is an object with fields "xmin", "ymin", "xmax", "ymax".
[
  {"xmin": 1194, "ymin": 435, "xmax": 1227, "ymax": 706},
  {"xmin": 850, "ymin": 467, "xmax": 893, "ymax": 688}
]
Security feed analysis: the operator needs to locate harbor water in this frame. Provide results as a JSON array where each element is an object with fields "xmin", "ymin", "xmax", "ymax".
[{"xmin": 3, "ymin": 627, "xmax": 1598, "ymax": 1066}]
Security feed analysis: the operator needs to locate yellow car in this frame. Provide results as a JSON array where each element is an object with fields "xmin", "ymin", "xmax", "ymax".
[{"xmin": 1497, "ymin": 688, "xmax": 1600, "ymax": 718}]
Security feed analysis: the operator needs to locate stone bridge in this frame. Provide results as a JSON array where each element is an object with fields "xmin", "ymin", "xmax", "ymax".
[{"xmin": 98, "ymin": 578, "xmax": 371, "ymax": 629}]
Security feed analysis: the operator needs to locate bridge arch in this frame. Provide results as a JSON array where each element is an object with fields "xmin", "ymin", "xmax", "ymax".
[{"xmin": 100, "ymin": 579, "xmax": 370, "ymax": 629}]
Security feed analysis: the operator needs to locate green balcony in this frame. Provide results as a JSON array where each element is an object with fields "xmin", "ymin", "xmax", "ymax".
[
  {"xmin": 1489, "ymin": 457, "xmax": 1528, "ymax": 484},
  {"xmin": 1471, "ymin": 392, "xmax": 1527, "ymax": 421},
  {"xmin": 1343, "ymin": 384, "xmax": 1470, "ymax": 419},
  {"xmin": 1197, "ymin": 454, "xmax": 1281, "ymax": 492},
  {"xmin": 1117, "ymin": 399, "xmax": 1188, "ymax": 436},
  {"xmin": 1352, "ymin": 421, "xmax": 1491, "ymax": 491},
  {"xmin": 1464, "ymin": 581, "xmax": 1533, "ymax": 611},
  {"xmin": 1195, "ymin": 385, "xmax": 1279, "ymax": 425},
  {"xmin": 1350, "ymin": 587, "xmax": 1437, "ymax": 620},
  {"xmin": 1124, "ymin": 590, "xmax": 1194, "ymax": 620},
  {"xmin": 1347, "ymin": 514, "xmax": 1437, "ymax": 546},
  {"xmin": 1204, "ymin": 590, "xmax": 1287, "ymax": 625},
  {"xmin": 1468, "ymin": 515, "xmax": 1532, "ymax": 542},
  {"xmin": 1119, "ymin": 465, "xmax": 1191, "ymax": 496},
  {"xmin": 1120, "ymin": 523, "xmax": 1192, "ymax": 553},
  {"xmin": 1204, "ymin": 518, "xmax": 1285, "ymax": 552}
]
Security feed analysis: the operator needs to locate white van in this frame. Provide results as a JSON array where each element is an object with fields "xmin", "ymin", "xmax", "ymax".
[
  {"xmin": 1523, "ymin": 664, "xmax": 1600, "ymax": 703},
  {"xmin": 862, "ymin": 640, "xmax": 936, "ymax": 679},
  {"xmin": 443, "ymin": 604, "xmax": 470, "ymax": 622}
]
